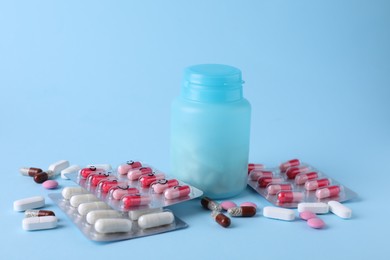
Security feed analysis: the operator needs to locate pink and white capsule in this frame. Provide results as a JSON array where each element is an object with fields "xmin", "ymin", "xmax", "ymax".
[
  {"xmin": 139, "ymin": 173, "xmax": 165, "ymax": 188},
  {"xmin": 295, "ymin": 172, "xmax": 318, "ymax": 185},
  {"xmin": 279, "ymin": 159, "xmax": 300, "ymax": 173},
  {"xmin": 316, "ymin": 185, "xmax": 341, "ymax": 199},
  {"xmin": 285, "ymin": 165, "xmax": 310, "ymax": 179},
  {"xmin": 164, "ymin": 185, "xmax": 191, "ymax": 200},
  {"xmin": 110, "ymin": 186, "xmax": 139, "ymax": 200},
  {"xmin": 151, "ymin": 179, "xmax": 180, "ymax": 193},
  {"xmin": 127, "ymin": 167, "xmax": 153, "ymax": 180},
  {"xmin": 267, "ymin": 183, "xmax": 293, "ymax": 195},
  {"xmin": 248, "ymin": 163, "xmax": 264, "ymax": 174},
  {"xmin": 117, "ymin": 161, "xmax": 142, "ymax": 175},
  {"xmin": 305, "ymin": 178, "xmax": 331, "ymax": 191},
  {"xmin": 249, "ymin": 170, "xmax": 273, "ymax": 181}
]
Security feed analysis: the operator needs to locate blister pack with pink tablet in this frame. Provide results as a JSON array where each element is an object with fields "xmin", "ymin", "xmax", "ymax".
[{"xmin": 247, "ymin": 159, "xmax": 358, "ymax": 208}]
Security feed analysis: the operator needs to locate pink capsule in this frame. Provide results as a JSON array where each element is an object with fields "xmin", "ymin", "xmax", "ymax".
[
  {"xmin": 285, "ymin": 165, "xmax": 310, "ymax": 179},
  {"xmin": 110, "ymin": 186, "xmax": 139, "ymax": 200},
  {"xmin": 87, "ymin": 173, "xmax": 111, "ymax": 186},
  {"xmin": 248, "ymin": 163, "xmax": 264, "ymax": 174},
  {"xmin": 277, "ymin": 191, "xmax": 304, "ymax": 203},
  {"xmin": 117, "ymin": 160, "xmax": 143, "ymax": 175},
  {"xmin": 127, "ymin": 167, "xmax": 153, "ymax": 180},
  {"xmin": 121, "ymin": 194, "xmax": 151, "ymax": 208},
  {"xmin": 266, "ymin": 183, "xmax": 293, "ymax": 195},
  {"xmin": 295, "ymin": 172, "xmax": 318, "ymax": 185},
  {"xmin": 279, "ymin": 159, "xmax": 300, "ymax": 173},
  {"xmin": 305, "ymin": 178, "xmax": 331, "ymax": 191},
  {"xmin": 257, "ymin": 177, "xmax": 283, "ymax": 188},
  {"xmin": 139, "ymin": 173, "xmax": 165, "ymax": 188},
  {"xmin": 316, "ymin": 185, "xmax": 341, "ymax": 199},
  {"xmin": 164, "ymin": 185, "xmax": 191, "ymax": 200},
  {"xmin": 151, "ymin": 179, "xmax": 180, "ymax": 193},
  {"xmin": 79, "ymin": 167, "xmax": 105, "ymax": 179},
  {"xmin": 249, "ymin": 170, "xmax": 273, "ymax": 181}
]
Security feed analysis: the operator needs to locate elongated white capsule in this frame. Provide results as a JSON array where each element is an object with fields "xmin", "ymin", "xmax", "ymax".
[
  {"xmin": 86, "ymin": 210, "xmax": 122, "ymax": 225},
  {"xmin": 48, "ymin": 160, "xmax": 70, "ymax": 176},
  {"xmin": 61, "ymin": 187, "xmax": 88, "ymax": 200},
  {"xmin": 262, "ymin": 206, "xmax": 295, "ymax": 221},
  {"xmin": 13, "ymin": 196, "xmax": 45, "ymax": 212},
  {"xmin": 128, "ymin": 208, "xmax": 163, "ymax": 221},
  {"xmin": 328, "ymin": 201, "xmax": 352, "ymax": 219},
  {"xmin": 70, "ymin": 194, "xmax": 98, "ymax": 207},
  {"xmin": 78, "ymin": 201, "xmax": 111, "ymax": 215},
  {"xmin": 94, "ymin": 218, "xmax": 132, "ymax": 233},
  {"xmin": 138, "ymin": 211, "xmax": 174, "ymax": 229},
  {"xmin": 23, "ymin": 216, "xmax": 58, "ymax": 231},
  {"xmin": 297, "ymin": 202, "xmax": 329, "ymax": 214},
  {"xmin": 61, "ymin": 165, "xmax": 81, "ymax": 179}
]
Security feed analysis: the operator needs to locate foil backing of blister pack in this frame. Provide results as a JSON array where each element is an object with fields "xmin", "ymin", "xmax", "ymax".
[
  {"xmin": 65, "ymin": 170, "xmax": 203, "ymax": 211},
  {"xmin": 247, "ymin": 164, "xmax": 358, "ymax": 208},
  {"xmin": 49, "ymin": 193, "xmax": 188, "ymax": 242}
]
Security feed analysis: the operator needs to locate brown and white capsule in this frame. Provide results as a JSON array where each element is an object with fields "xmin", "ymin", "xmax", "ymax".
[
  {"xmin": 25, "ymin": 209, "xmax": 55, "ymax": 218},
  {"xmin": 211, "ymin": 211, "xmax": 231, "ymax": 228},
  {"xmin": 19, "ymin": 167, "xmax": 43, "ymax": 177},
  {"xmin": 201, "ymin": 197, "xmax": 222, "ymax": 211},
  {"xmin": 227, "ymin": 206, "xmax": 256, "ymax": 217}
]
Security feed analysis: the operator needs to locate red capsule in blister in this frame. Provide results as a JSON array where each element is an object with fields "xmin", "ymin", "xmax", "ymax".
[
  {"xmin": 248, "ymin": 163, "xmax": 264, "ymax": 174},
  {"xmin": 97, "ymin": 179, "xmax": 120, "ymax": 193},
  {"xmin": 305, "ymin": 178, "xmax": 331, "ymax": 191},
  {"xmin": 117, "ymin": 160, "xmax": 143, "ymax": 175},
  {"xmin": 315, "ymin": 185, "xmax": 341, "ymax": 199},
  {"xmin": 127, "ymin": 167, "xmax": 153, "ymax": 181},
  {"xmin": 285, "ymin": 165, "xmax": 310, "ymax": 179},
  {"xmin": 121, "ymin": 194, "xmax": 151, "ymax": 208},
  {"xmin": 110, "ymin": 186, "xmax": 139, "ymax": 200},
  {"xmin": 139, "ymin": 173, "xmax": 165, "ymax": 188},
  {"xmin": 164, "ymin": 185, "xmax": 191, "ymax": 200},
  {"xmin": 266, "ymin": 183, "xmax": 293, "ymax": 195},
  {"xmin": 87, "ymin": 173, "xmax": 111, "ymax": 186},
  {"xmin": 249, "ymin": 170, "xmax": 273, "ymax": 181},
  {"xmin": 277, "ymin": 191, "xmax": 304, "ymax": 203},
  {"xmin": 151, "ymin": 179, "xmax": 180, "ymax": 194},
  {"xmin": 257, "ymin": 176, "xmax": 283, "ymax": 188},
  {"xmin": 279, "ymin": 159, "xmax": 300, "ymax": 173},
  {"xmin": 295, "ymin": 171, "xmax": 318, "ymax": 185},
  {"xmin": 79, "ymin": 166, "xmax": 105, "ymax": 179}
]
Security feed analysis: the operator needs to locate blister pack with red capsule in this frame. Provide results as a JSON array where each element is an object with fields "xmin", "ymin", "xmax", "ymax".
[{"xmin": 247, "ymin": 159, "xmax": 358, "ymax": 208}]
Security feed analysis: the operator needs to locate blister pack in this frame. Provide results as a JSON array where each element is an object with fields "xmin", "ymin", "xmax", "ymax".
[{"xmin": 247, "ymin": 159, "xmax": 358, "ymax": 208}]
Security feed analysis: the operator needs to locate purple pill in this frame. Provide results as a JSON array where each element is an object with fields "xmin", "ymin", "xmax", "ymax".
[{"xmin": 42, "ymin": 180, "xmax": 59, "ymax": 189}]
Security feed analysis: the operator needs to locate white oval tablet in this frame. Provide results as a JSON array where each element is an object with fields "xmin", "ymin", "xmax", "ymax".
[
  {"xmin": 262, "ymin": 206, "xmax": 295, "ymax": 221},
  {"xmin": 48, "ymin": 160, "xmax": 70, "ymax": 175},
  {"xmin": 22, "ymin": 216, "xmax": 57, "ymax": 231},
  {"xmin": 61, "ymin": 165, "xmax": 81, "ymax": 179},
  {"xmin": 128, "ymin": 208, "xmax": 163, "ymax": 221},
  {"xmin": 138, "ymin": 211, "xmax": 174, "ymax": 229},
  {"xmin": 78, "ymin": 201, "xmax": 111, "ymax": 215},
  {"xmin": 61, "ymin": 187, "xmax": 88, "ymax": 200},
  {"xmin": 70, "ymin": 194, "xmax": 98, "ymax": 207},
  {"xmin": 86, "ymin": 210, "xmax": 122, "ymax": 225},
  {"xmin": 13, "ymin": 196, "xmax": 45, "ymax": 212},
  {"xmin": 328, "ymin": 201, "xmax": 352, "ymax": 219},
  {"xmin": 94, "ymin": 218, "xmax": 132, "ymax": 233},
  {"xmin": 297, "ymin": 202, "xmax": 329, "ymax": 214}
]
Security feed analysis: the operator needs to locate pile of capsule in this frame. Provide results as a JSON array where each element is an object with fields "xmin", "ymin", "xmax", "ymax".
[
  {"xmin": 13, "ymin": 196, "xmax": 58, "ymax": 231},
  {"xmin": 201, "ymin": 197, "xmax": 257, "ymax": 228}
]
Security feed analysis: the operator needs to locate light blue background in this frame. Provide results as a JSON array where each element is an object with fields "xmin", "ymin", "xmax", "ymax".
[{"xmin": 1, "ymin": 0, "xmax": 389, "ymax": 259}]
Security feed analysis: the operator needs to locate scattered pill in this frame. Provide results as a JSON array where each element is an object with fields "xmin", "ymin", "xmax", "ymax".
[
  {"xmin": 121, "ymin": 195, "xmax": 151, "ymax": 208},
  {"xmin": 299, "ymin": 211, "xmax": 317, "ymax": 221},
  {"xmin": 164, "ymin": 185, "xmax": 191, "ymax": 200},
  {"xmin": 201, "ymin": 197, "xmax": 222, "ymax": 211},
  {"xmin": 19, "ymin": 167, "xmax": 43, "ymax": 177},
  {"xmin": 95, "ymin": 218, "xmax": 132, "ymax": 233},
  {"xmin": 42, "ymin": 180, "xmax": 59, "ymax": 189},
  {"xmin": 70, "ymin": 194, "xmax": 99, "ymax": 207},
  {"xmin": 220, "ymin": 201, "xmax": 237, "ymax": 210},
  {"xmin": 304, "ymin": 178, "xmax": 331, "ymax": 191},
  {"xmin": 48, "ymin": 160, "xmax": 70, "ymax": 176},
  {"xmin": 22, "ymin": 216, "xmax": 58, "ymax": 231},
  {"xmin": 128, "ymin": 208, "xmax": 163, "ymax": 221},
  {"xmin": 211, "ymin": 211, "xmax": 231, "ymax": 228},
  {"xmin": 228, "ymin": 206, "xmax": 256, "ymax": 217},
  {"xmin": 248, "ymin": 163, "xmax": 264, "ymax": 173},
  {"xmin": 117, "ymin": 161, "xmax": 142, "ymax": 175},
  {"xmin": 279, "ymin": 159, "xmax": 300, "ymax": 173},
  {"xmin": 138, "ymin": 211, "xmax": 175, "ymax": 229},
  {"xmin": 139, "ymin": 173, "xmax": 165, "ymax": 188},
  {"xmin": 127, "ymin": 167, "xmax": 153, "ymax": 180},
  {"xmin": 297, "ymin": 202, "xmax": 329, "ymax": 214},
  {"xmin": 328, "ymin": 201, "xmax": 352, "ymax": 219},
  {"xmin": 316, "ymin": 185, "xmax": 341, "ymax": 199},
  {"xmin": 262, "ymin": 206, "xmax": 295, "ymax": 221},
  {"xmin": 25, "ymin": 209, "xmax": 55, "ymax": 218},
  {"xmin": 78, "ymin": 201, "xmax": 111, "ymax": 215},
  {"xmin": 61, "ymin": 186, "xmax": 88, "ymax": 200},
  {"xmin": 14, "ymin": 196, "xmax": 45, "ymax": 211},
  {"xmin": 277, "ymin": 191, "xmax": 304, "ymax": 203},
  {"xmin": 86, "ymin": 210, "xmax": 122, "ymax": 225},
  {"xmin": 240, "ymin": 202, "xmax": 257, "ymax": 208},
  {"xmin": 266, "ymin": 184, "xmax": 293, "ymax": 195},
  {"xmin": 258, "ymin": 176, "xmax": 283, "ymax": 188},
  {"xmin": 307, "ymin": 217, "xmax": 325, "ymax": 229},
  {"xmin": 295, "ymin": 172, "xmax": 318, "ymax": 185},
  {"xmin": 151, "ymin": 179, "xmax": 180, "ymax": 193},
  {"xmin": 86, "ymin": 164, "xmax": 112, "ymax": 171},
  {"xmin": 61, "ymin": 165, "xmax": 81, "ymax": 179},
  {"xmin": 33, "ymin": 172, "xmax": 49, "ymax": 184},
  {"xmin": 285, "ymin": 165, "xmax": 309, "ymax": 179},
  {"xmin": 249, "ymin": 170, "xmax": 273, "ymax": 181}
]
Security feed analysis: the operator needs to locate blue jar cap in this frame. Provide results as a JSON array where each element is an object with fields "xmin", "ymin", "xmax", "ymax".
[{"xmin": 181, "ymin": 64, "xmax": 244, "ymax": 102}]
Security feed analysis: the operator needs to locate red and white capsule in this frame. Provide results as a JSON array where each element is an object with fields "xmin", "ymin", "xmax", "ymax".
[
  {"xmin": 164, "ymin": 185, "xmax": 191, "ymax": 200},
  {"xmin": 316, "ymin": 185, "xmax": 341, "ymax": 199},
  {"xmin": 117, "ymin": 160, "xmax": 143, "ymax": 175},
  {"xmin": 249, "ymin": 170, "xmax": 273, "ymax": 181},
  {"xmin": 279, "ymin": 159, "xmax": 300, "ymax": 173},
  {"xmin": 295, "ymin": 172, "xmax": 318, "ymax": 185},
  {"xmin": 151, "ymin": 179, "xmax": 180, "ymax": 193},
  {"xmin": 79, "ymin": 167, "xmax": 106, "ymax": 179},
  {"xmin": 266, "ymin": 183, "xmax": 293, "ymax": 195},
  {"xmin": 110, "ymin": 186, "xmax": 139, "ymax": 200},
  {"xmin": 285, "ymin": 165, "xmax": 310, "ymax": 179},
  {"xmin": 87, "ymin": 173, "xmax": 112, "ymax": 186},
  {"xmin": 139, "ymin": 173, "xmax": 165, "ymax": 188},
  {"xmin": 277, "ymin": 191, "xmax": 304, "ymax": 203},
  {"xmin": 127, "ymin": 167, "xmax": 153, "ymax": 181},
  {"xmin": 248, "ymin": 163, "xmax": 264, "ymax": 174},
  {"xmin": 305, "ymin": 178, "xmax": 331, "ymax": 191},
  {"xmin": 257, "ymin": 176, "xmax": 283, "ymax": 188},
  {"xmin": 97, "ymin": 179, "xmax": 121, "ymax": 193},
  {"xmin": 121, "ymin": 195, "xmax": 151, "ymax": 208}
]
